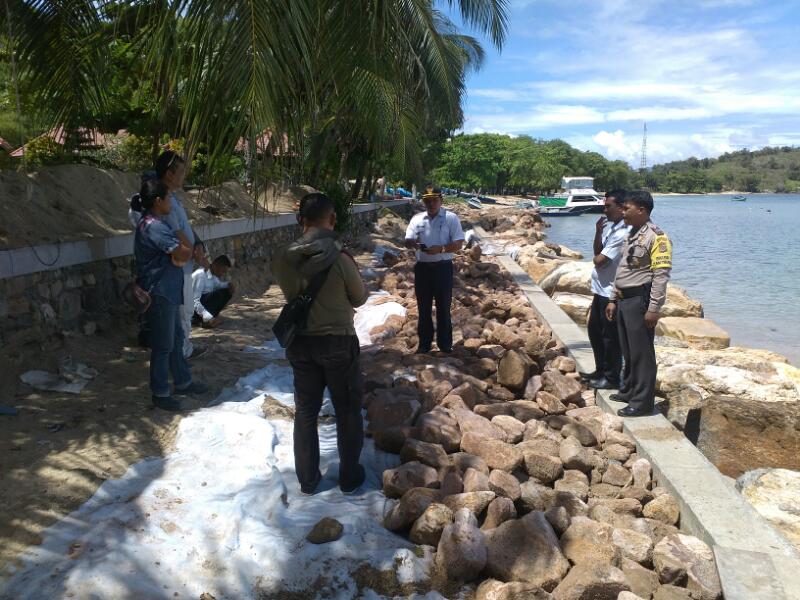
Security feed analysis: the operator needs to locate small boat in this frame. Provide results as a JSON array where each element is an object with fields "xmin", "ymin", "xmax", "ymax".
[
  {"xmin": 515, "ymin": 200, "xmax": 537, "ymax": 210},
  {"xmin": 538, "ymin": 176, "xmax": 605, "ymax": 214},
  {"xmin": 731, "ymin": 195, "xmax": 747, "ymax": 201},
  {"xmin": 467, "ymin": 198, "xmax": 483, "ymax": 210},
  {"xmin": 538, "ymin": 206, "xmax": 592, "ymax": 217}
]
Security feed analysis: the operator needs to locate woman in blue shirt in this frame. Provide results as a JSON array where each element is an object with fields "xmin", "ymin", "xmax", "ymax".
[{"xmin": 134, "ymin": 180, "xmax": 208, "ymax": 411}]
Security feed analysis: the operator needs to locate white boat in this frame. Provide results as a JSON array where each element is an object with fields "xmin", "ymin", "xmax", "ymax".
[
  {"xmin": 467, "ymin": 197, "xmax": 483, "ymax": 209},
  {"xmin": 537, "ymin": 176, "xmax": 605, "ymax": 214}
]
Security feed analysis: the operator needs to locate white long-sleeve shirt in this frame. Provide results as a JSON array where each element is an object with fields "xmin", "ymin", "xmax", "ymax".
[{"xmin": 191, "ymin": 268, "xmax": 229, "ymax": 321}]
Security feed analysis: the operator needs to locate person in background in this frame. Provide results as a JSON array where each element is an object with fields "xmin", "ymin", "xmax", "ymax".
[
  {"xmin": 606, "ymin": 190, "xmax": 672, "ymax": 418},
  {"xmin": 191, "ymin": 255, "xmax": 235, "ymax": 328},
  {"xmin": 129, "ymin": 151, "xmax": 208, "ymax": 359},
  {"xmin": 134, "ymin": 179, "xmax": 209, "ymax": 411},
  {"xmin": 272, "ymin": 193, "xmax": 369, "ymax": 495},
  {"xmin": 404, "ymin": 187, "xmax": 464, "ymax": 354},
  {"xmin": 581, "ymin": 189, "xmax": 630, "ymax": 390}
]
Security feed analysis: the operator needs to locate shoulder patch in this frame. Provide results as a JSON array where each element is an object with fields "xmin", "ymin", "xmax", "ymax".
[{"xmin": 650, "ymin": 233, "xmax": 672, "ymax": 269}]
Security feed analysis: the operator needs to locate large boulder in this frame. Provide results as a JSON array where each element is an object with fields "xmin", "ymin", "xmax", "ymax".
[
  {"xmin": 461, "ymin": 432, "xmax": 524, "ymax": 472},
  {"xmin": 553, "ymin": 293, "xmax": 593, "ymax": 326},
  {"xmin": 497, "ymin": 349, "xmax": 532, "ymax": 392},
  {"xmin": 482, "ymin": 496, "xmax": 518, "ymax": 530},
  {"xmin": 382, "ymin": 461, "xmax": 439, "ymax": 498},
  {"xmin": 551, "ymin": 563, "xmax": 630, "ymax": 600},
  {"xmin": 653, "ymin": 534, "xmax": 722, "ymax": 600},
  {"xmin": 697, "ymin": 394, "xmax": 800, "ymax": 476},
  {"xmin": 435, "ymin": 509, "xmax": 488, "ymax": 582},
  {"xmin": 443, "ymin": 491, "xmax": 496, "ymax": 517},
  {"xmin": 476, "ymin": 579, "xmax": 554, "ymax": 600},
  {"xmin": 400, "ymin": 438, "xmax": 450, "ymax": 469},
  {"xmin": 384, "ymin": 488, "xmax": 442, "ymax": 531},
  {"xmin": 484, "ymin": 511, "xmax": 571, "ymax": 588},
  {"xmin": 541, "ymin": 371, "xmax": 583, "ymax": 404},
  {"xmin": 415, "ymin": 407, "xmax": 462, "ymax": 453},
  {"xmin": 409, "ymin": 503, "xmax": 453, "ymax": 546},
  {"xmin": 656, "ymin": 346, "xmax": 800, "ymax": 475},
  {"xmin": 539, "ymin": 262, "xmax": 594, "ymax": 296},
  {"xmin": 655, "ymin": 317, "xmax": 730, "ymax": 350},
  {"xmin": 642, "ymin": 493, "xmax": 680, "ymax": 525},
  {"xmin": 559, "ymin": 517, "xmax": 619, "ymax": 566},
  {"xmin": 736, "ymin": 468, "xmax": 800, "ymax": 549},
  {"xmin": 662, "ymin": 284, "xmax": 704, "ymax": 318}
]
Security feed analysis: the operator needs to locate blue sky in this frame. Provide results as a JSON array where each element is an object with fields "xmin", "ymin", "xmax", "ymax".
[{"xmin": 443, "ymin": 0, "xmax": 800, "ymax": 166}]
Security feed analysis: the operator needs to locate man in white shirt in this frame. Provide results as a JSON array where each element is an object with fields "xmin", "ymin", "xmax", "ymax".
[
  {"xmin": 404, "ymin": 187, "xmax": 465, "ymax": 353},
  {"xmin": 191, "ymin": 255, "xmax": 235, "ymax": 328},
  {"xmin": 583, "ymin": 190, "xmax": 630, "ymax": 389}
]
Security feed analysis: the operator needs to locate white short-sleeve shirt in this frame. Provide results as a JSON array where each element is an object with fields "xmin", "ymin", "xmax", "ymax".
[
  {"xmin": 405, "ymin": 209, "xmax": 465, "ymax": 263},
  {"xmin": 591, "ymin": 219, "xmax": 631, "ymax": 297}
]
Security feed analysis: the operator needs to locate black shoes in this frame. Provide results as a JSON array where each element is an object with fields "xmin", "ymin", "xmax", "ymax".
[
  {"xmin": 174, "ymin": 381, "xmax": 210, "ymax": 396},
  {"xmin": 152, "ymin": 395, "xmax": 184, "ymax": 412},
  {"xmin": 617, "ymin": 405, "xmax": 653, "ymax": 418},
  {"xmin": 340, "ymin": 465, "xmax": 366, "ymax": 495},
  {"xmin": 609, "ymin": 392, "xmax": 630, "ymax": 403},
  {"xmin": 300, "ymin": 471, "xmax": 322, "ymax": 495},
  {"xmin": 588, "ymin": 377, "xmax": 619, "ymax": 390},
  {"xmin": 579, "ymin": 370, "xmax": 600, "ymax": 381}
]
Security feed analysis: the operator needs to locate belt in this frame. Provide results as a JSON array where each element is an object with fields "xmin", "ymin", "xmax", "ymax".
[
  {"xmin": 416, "ymin": 259, "xmax": 452, "ymax": 267},
  {"xmin": 617, "ymin": 284, "xmax": 651, "ymax": 299}
]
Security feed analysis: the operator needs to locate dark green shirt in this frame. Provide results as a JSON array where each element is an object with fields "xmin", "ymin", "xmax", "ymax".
[{"xmin": 273, "ymin": 228, "xmax": 368, "ymax": 336}]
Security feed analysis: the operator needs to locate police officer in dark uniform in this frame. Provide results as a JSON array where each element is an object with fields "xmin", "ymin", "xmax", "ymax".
[{"xmin": 606, "ymin": 190, "xmax": 672, "ymax": 417}]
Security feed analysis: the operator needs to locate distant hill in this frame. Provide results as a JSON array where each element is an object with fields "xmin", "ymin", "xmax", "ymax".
[{"xmin": 646, "ymin": 146, "xmax": 800, "ymax": 193}]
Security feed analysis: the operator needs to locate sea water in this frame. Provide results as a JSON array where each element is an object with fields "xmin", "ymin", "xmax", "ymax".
[{"xmin": 541, "ymin": 194, "xmax": 800, "ymax": 365}]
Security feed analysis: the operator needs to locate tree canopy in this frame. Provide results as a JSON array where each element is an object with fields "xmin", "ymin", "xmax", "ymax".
[
  {"xmin": 0, "ymin": 0, "xmax": 509, "ymax": 197},
  {"xmin": 430, "ymin": 133, "xmax": 633, "ymax": 194}
]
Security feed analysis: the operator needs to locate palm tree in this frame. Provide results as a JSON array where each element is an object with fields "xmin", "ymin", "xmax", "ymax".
[{"xmin": 3, "ymin": 0, "xmax": 509, "ymax": 195}]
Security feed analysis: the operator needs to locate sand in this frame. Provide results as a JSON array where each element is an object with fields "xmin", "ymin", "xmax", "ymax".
[{"xmin": 0, "ymin": 269, "xmax": 281, "ymax": 574}]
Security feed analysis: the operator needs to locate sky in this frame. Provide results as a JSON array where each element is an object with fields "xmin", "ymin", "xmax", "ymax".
[{"xmin": 443, "ymin": 0, "xmax": 800, "ymax": 166}]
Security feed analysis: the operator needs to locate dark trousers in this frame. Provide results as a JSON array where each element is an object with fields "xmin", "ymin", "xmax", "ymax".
[
  {"xmin": 588, "ymin": 294, "xmax": 622, "ymax": 384},
  {"xmin": 414, "ymin": 261, "xmax": 454, "ymax": 351},
  {"xmin": 617, "ymin": 295, "xmax": 657, "ymax": 412},
  {"xmin": 286, "ymin": 334, "xmax": 364, "ymax": 489},
  {"xmin": 191, "ymin": 288, "xmax": 233, "ymax": 325},
  {"xmin": 148, "ymin": 296, "xmax": 191, "ymax": 397}
]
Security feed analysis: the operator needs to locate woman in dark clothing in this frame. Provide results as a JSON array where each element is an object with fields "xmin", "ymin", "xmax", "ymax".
[{"xmin": 134, "ymin": 180, "xmax": 208, "ymax": 411}]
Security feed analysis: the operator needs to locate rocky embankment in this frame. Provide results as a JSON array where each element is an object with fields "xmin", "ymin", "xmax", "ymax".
[
  {"xmin": 465, "ymin": 206, "xmax": 800, "ymax": 553},
  {"xmin": 357, "ymin": 210, "xmax": 722, "ymax": 599}
]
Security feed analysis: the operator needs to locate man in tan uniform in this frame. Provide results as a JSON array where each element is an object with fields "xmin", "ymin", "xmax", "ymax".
[{"xmin": 606, "ymin": 190, "xmax": 672, "ymax": 417}]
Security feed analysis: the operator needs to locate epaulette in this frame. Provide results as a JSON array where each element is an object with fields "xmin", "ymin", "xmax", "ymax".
[{"xmin": 650, "ymin": 223, "xmax": 665, "ymax": 235}]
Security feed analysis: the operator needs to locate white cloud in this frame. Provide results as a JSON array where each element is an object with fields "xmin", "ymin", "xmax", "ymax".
[
  {"xmin": 460, "ymin": 0, "xmax": 800, "ymax": 163},
  {"xmin": 585, "ymin": 129, "xmax": 736, "ymax": 166}
]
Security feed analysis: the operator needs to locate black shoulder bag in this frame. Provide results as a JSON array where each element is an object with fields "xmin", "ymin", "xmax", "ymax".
[{"xmin": 272, "ymin": 265, "xmax": 333, "ymax": 348}]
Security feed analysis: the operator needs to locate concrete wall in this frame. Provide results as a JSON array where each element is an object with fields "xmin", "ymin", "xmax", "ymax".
[{"xmin": 0, "ymin": 201, "xmax": 412, "ymax": 346}]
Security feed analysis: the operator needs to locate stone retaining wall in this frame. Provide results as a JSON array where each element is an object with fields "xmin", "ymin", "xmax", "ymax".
[{"xmin": 0, "ymin": 202, "xmax": 413, "ymax": 346}]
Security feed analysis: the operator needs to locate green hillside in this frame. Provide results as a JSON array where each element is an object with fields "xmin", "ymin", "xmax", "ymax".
[{"xmin": 645, "ymin": 147, "xmax": 800, "ymax": 193}]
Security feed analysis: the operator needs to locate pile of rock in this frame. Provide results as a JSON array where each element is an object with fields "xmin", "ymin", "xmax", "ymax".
[
  {"xmin": 478, "ymin": 210, "xmax": 800, "ymax": 482},
  {"xmin": 360, "ymin": 239, "xmax": 722, "ymax": 598}
]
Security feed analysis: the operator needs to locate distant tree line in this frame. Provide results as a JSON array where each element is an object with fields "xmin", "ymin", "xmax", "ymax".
[
  {"xmin": 427, "ymin": 134, "xmax": 633, "ymax": 194},
  {"xmin": 427, "ymin": 134, "xmax": 800, "ymax": 194}
]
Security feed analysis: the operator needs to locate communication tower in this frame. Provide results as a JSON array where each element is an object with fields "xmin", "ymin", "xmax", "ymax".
[{"xmin": 639, "ymin": 122, "xmax": 648, "ymax": 171}]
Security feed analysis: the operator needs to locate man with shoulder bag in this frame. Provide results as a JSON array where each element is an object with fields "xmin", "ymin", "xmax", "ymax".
[{"xmin": 272, "ymin": 193, "xmax": 369, "ymax": 495}]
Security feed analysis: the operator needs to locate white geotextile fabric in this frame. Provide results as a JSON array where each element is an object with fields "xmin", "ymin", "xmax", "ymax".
[
  {"xmin": 1, "ymin": 299, "xmax": 444, "ymax": 600},
  {"xmin": 355, "ymin": 292, "xmax": 407, "ymax": 347},
  {"xmin": 480, "ymin": 238, "xmax": 519, "ymax": 257}
]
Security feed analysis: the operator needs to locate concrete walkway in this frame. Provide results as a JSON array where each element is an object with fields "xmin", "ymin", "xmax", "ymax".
[{"xmin": 497, "ymin": 254, "xmax": 800, "ymax": 600}]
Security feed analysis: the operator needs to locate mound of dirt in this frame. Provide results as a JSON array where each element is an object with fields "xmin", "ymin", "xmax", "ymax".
[{"xmin": 0, "ymin": 165, "xmax": 317, "ymax": 250}]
